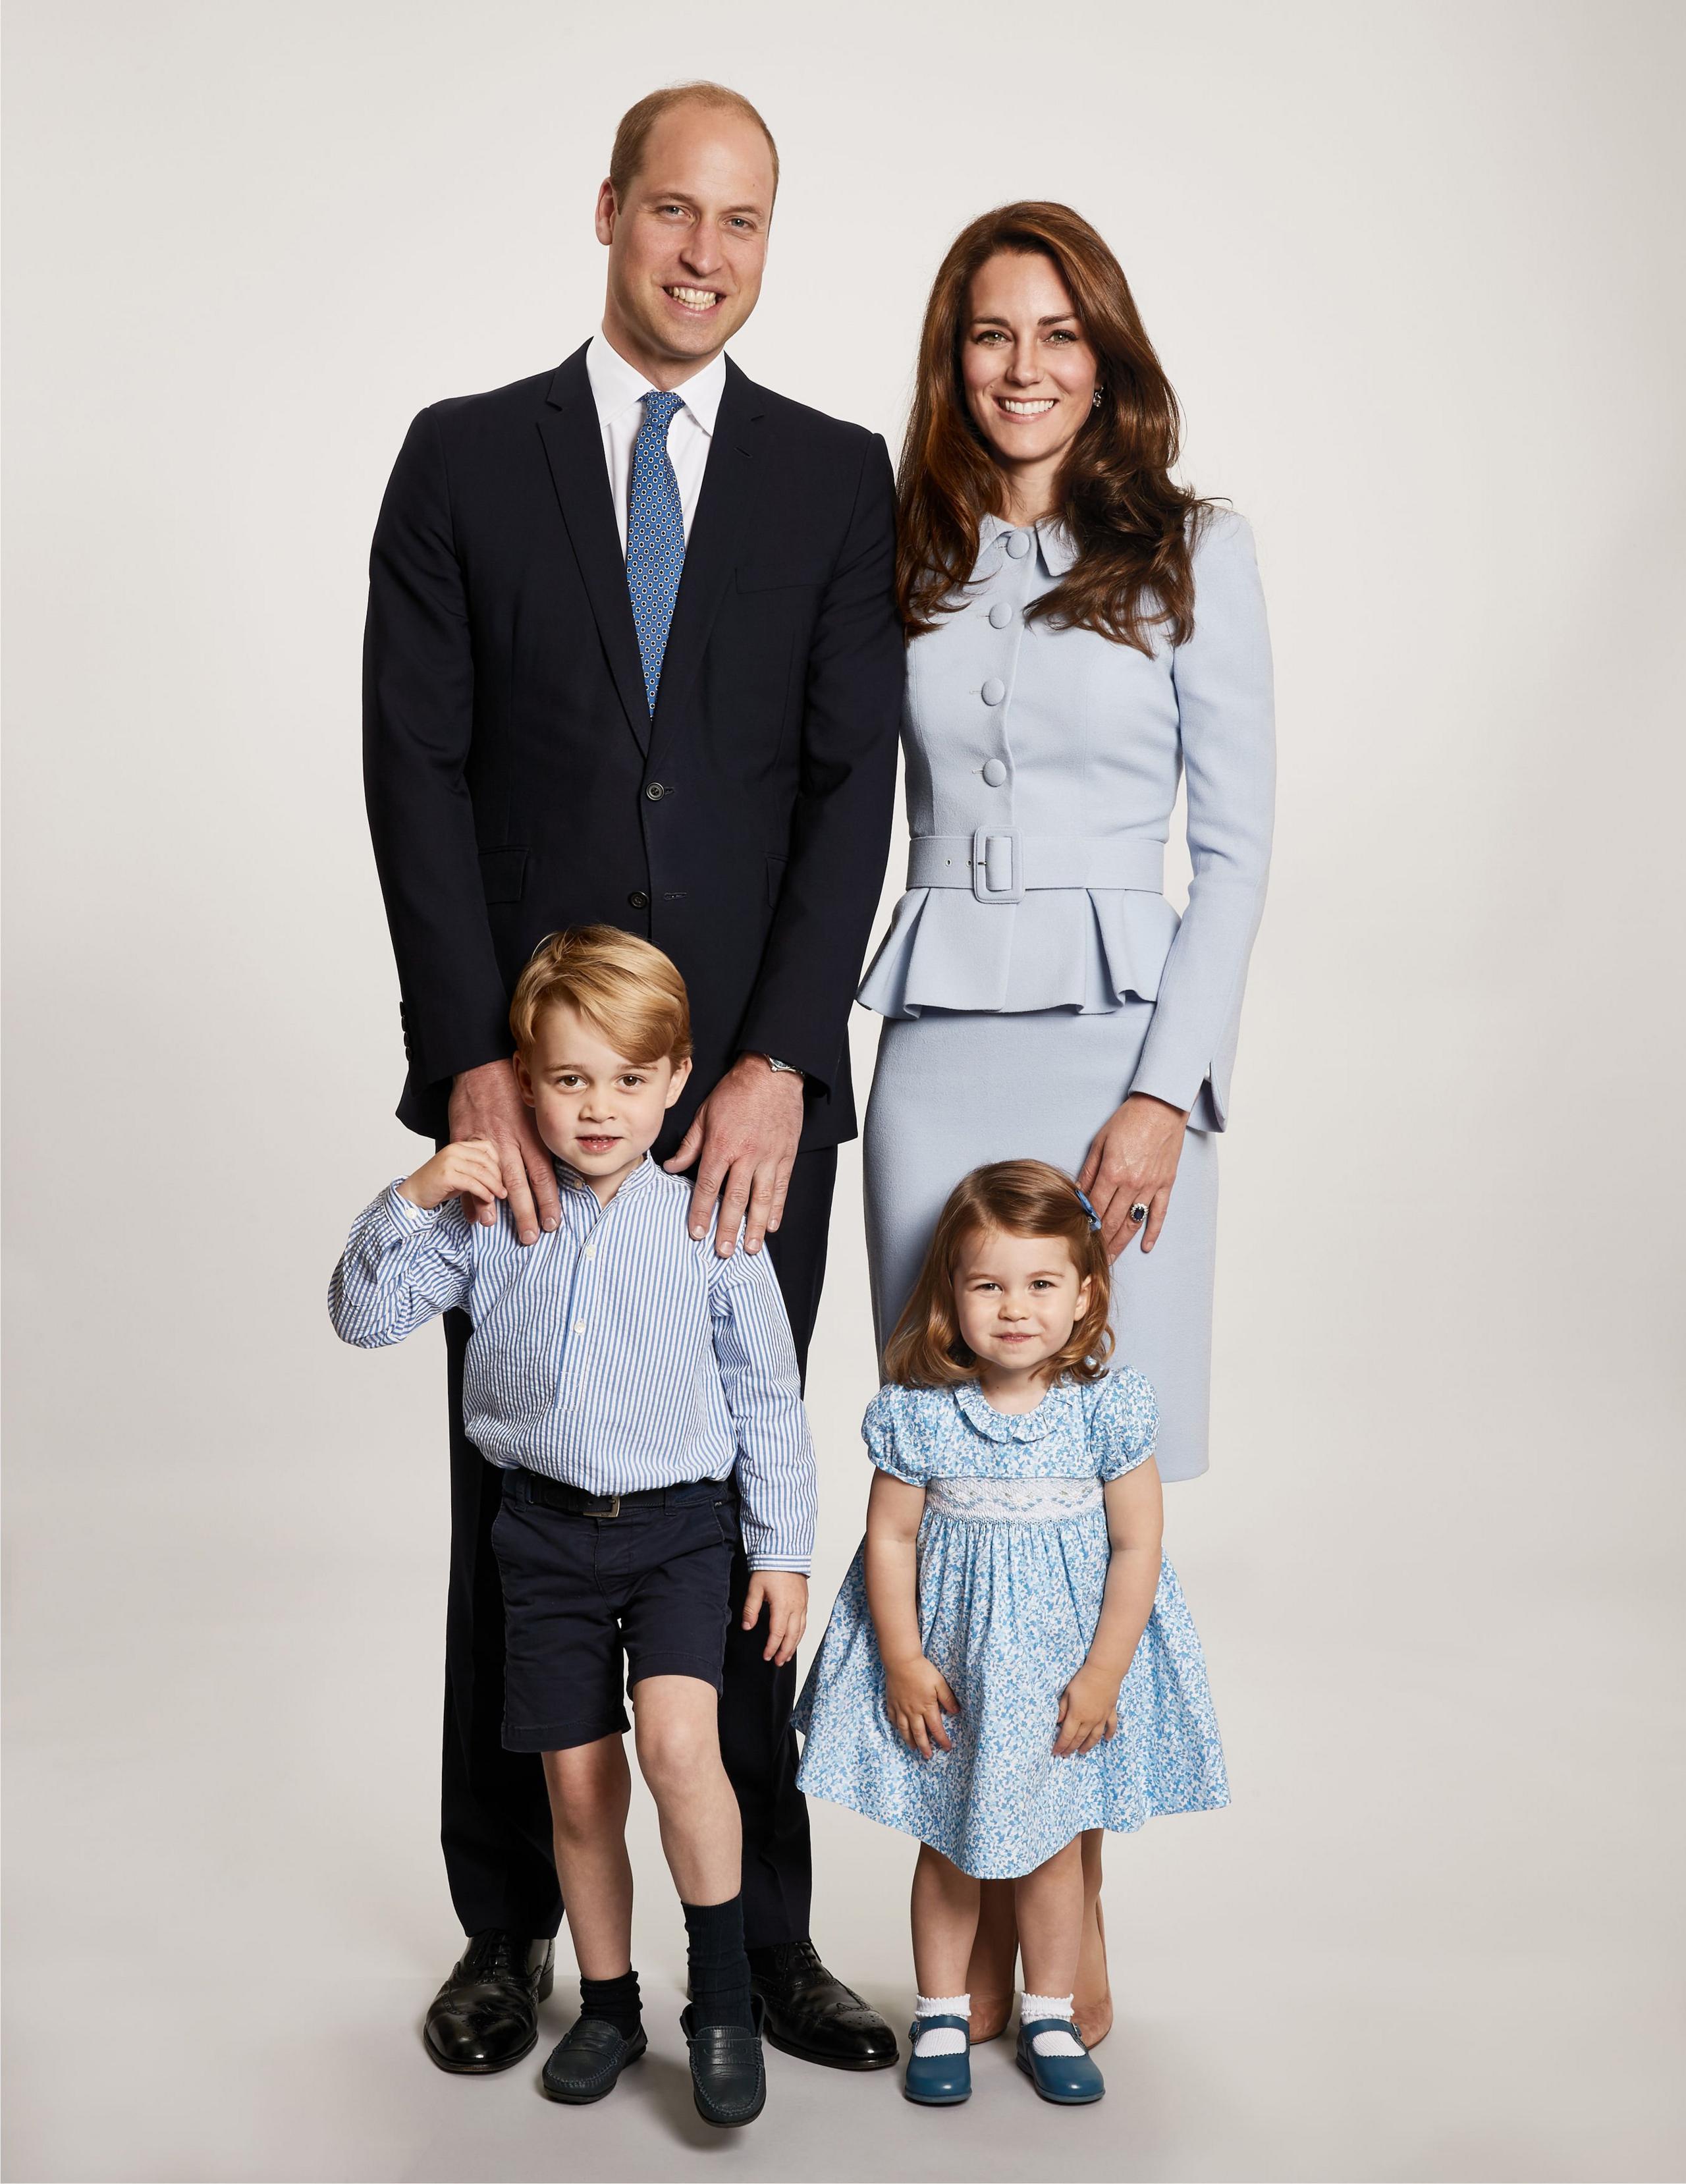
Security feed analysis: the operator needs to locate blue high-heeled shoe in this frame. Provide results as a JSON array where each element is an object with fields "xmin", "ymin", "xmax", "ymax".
[
  {"xmin": 902, "ymin": 2016, "xmax": 972, "ymax": 2105},
  {"xmin": 1016, "ymin": 2017, "xmax": 1105, "ymax": 2104}
]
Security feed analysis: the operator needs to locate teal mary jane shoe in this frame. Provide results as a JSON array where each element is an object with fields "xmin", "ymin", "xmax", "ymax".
[
  {"xmin": 903, "ymin": 2016, "xmax": 972, "ymax": 2105},
  {"xmin": 1016, "ymin": 2017, "xmax": 1104, "ymax": 2104}
]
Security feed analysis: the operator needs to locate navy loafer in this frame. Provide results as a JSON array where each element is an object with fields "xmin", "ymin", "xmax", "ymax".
[
  {"xmin": 540, "ymin": 2014, "xmax": 647, "ymax": 2104},
  {"xmin": 680, "ymin": 1995, "xmax": 767, "ymax": 2127},
  {"xmin": 1016, "ymin": 2017, "xmax": 1105, "ymax": 2104},
  {"xmin": 903, "ymin": 2015, "xmax": 972, "ymax": 2105}
]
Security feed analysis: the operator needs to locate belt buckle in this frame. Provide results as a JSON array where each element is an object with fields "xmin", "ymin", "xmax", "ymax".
[
  {"xmin": 971, "ymin": 826, "xmax": 1023, "ymax": 906},
  {"xmin": 597, "ymin": 1494, "xmax": 621, "ymax": 1519}
]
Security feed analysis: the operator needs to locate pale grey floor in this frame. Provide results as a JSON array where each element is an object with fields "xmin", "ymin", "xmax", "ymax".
[{"xmin": 5, "ymin": 1137, "xmax": 1683, "ymax": 2181}]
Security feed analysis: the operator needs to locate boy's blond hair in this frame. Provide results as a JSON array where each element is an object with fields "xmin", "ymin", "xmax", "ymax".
[{"xmin": 509, "ymin": 926, "xmax": 692, "ymax": 1066}]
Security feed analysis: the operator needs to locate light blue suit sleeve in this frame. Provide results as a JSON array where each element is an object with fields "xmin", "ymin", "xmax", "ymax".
[{"xmin": 1129, "ymin": 511, "xmax": 1276, "ymax": 1126}]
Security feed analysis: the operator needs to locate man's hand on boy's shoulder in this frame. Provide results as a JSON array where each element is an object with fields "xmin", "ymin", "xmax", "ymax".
[
  {"xmin": 449, "ymin": 1058, "xmax": 562, "ymax": 1244},
  {"xmin": 398, "ymin": 1137, "xmax": 508, "ymax": 1216},
  {"xmin": 666, "ymin": 1054, "xmax": 804, "ymax": 1258},
  {"xmin": 742, "ymin": 1569, "xmax": 809, "ymax": 1666}
]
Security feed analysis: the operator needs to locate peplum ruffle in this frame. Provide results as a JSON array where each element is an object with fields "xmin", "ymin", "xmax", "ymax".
[{"xmin": 857, "ymin": 886, "xmax": 1183, "ymax": 1019}]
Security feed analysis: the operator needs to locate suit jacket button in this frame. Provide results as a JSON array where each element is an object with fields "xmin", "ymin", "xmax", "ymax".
[
  {"xmin": 645, "ymin": 781, "xmax": 666, "ymax": 800},
  {"xmin": 628, "ymin": 890, "xmax": 650, "ymax": 910}
]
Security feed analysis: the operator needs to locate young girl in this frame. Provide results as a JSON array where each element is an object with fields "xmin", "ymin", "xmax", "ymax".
[{"xmin": 794, "ymin": 1160, "xmax": 1228, "ymax": 2108}]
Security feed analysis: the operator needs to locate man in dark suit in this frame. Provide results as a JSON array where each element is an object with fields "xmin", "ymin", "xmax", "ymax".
[{"xmin": 363, "ymin": 82, "xmax": 902, "ymax": 2075}]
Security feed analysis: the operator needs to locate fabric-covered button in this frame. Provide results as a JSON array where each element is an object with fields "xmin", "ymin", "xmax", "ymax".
[
  {"xmin": 1005, "ymin": 530, "xmax": 1031, "ymax": 558},
  {"xmin": 982, "ymin": 758, "xmax": 1009, "ymax": 786},
  {"xmin": 981, "ymin": 678, "xmax": 1006, "ymax": 705},
  {"xmin": 989, "ymin": 601, "xmax": 1014, "ymax": 628}
]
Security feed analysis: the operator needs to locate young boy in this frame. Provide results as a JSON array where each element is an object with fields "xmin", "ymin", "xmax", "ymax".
[{"xmin": 330, "ymin": 926, "xmax": 815, "ymax": 2128}]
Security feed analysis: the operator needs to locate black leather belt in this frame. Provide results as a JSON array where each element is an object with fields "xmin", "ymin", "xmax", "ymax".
[{"xmin": 514, "ymin": 1471, "xmax": 735, "ymax": 1521}]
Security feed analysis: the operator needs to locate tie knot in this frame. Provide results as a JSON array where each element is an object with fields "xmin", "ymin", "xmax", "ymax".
[{"xmin": 641, "ymin": 389, "xmax": 684, "ymax": 431}]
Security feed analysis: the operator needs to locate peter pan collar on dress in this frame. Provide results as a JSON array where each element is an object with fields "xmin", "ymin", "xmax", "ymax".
[{"xmin": 953, "ymin": 1376, "xmax": 1074, "ymax": 1443}]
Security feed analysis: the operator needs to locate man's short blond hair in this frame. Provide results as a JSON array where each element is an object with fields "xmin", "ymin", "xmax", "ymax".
[
  {"xmin": 509, "ymin": 926, "xmax": 692, "ymax": 1066},
  {"xmin": 609, "ymin": 81, "xmax": 779, "ymax": 205}
]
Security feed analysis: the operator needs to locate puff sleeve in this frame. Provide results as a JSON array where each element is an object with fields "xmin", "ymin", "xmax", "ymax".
[
  {"xmin": 862, "ymin": 1384, "xmax": 927, "ymax": 1486},
  {"xmin": 1090, "ymin": 1367, "xmax": 1159, "ymax": 1481}
]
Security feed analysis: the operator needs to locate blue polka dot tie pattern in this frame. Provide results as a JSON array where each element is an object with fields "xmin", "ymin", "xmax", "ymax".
[{"xmin": 625, "ymin": 389, "xmax": 687, "ymax": 714}]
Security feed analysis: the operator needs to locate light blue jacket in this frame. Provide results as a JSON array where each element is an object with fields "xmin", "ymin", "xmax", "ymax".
[{"xmin": 858, "ymin": 508, "xmax": 1274, "ymax": 1129}]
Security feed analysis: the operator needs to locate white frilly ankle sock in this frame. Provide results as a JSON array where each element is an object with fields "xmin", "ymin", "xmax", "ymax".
[
  {"xmin": 913, "ymin": 1993, "xmax": 970, "ymax": 2058},
  {"xmin": 1021, "ymin": 1992, "xmax": 1084, "ymax": 2057}
]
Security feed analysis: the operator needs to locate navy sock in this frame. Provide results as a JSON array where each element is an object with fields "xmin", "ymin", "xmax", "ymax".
[
  {"xmin": 578, "ymin": 1969, "xmax": 642, "ymax": 2036},
  {"xmin": 682, "ymin": 1894, "xmax": 755, "ymax": 2032}
]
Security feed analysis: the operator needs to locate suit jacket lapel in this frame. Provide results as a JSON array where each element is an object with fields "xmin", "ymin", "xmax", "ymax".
[
  {"xmin": 537, "ymin": 346, "xmax": 652, "ymax": 755},
  {"xmin": 649, "ymin": 358, "xmax": 767, "ymax": 758}
]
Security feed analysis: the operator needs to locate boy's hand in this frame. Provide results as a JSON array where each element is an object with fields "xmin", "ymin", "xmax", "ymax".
[
  {"xmin": 1054, "ymin": 1666, "xmax": 1119, "ymax": 1757},
  {"xmin": 883, "ymin": 1654, "xmax": 960, "ymax": 1759},
  {"xmin": 742, "ymin": 1570, "xmax": 808, "ymax": 1666},
  {"xmin": 398, "ymin": 1139, "xmax": 507, "ymax": 1215}
]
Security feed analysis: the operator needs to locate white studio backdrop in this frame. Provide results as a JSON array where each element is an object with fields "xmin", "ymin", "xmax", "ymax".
[{"xmin": 4, "ymin": 4, "xmax": 1683, "ymax": 2179}]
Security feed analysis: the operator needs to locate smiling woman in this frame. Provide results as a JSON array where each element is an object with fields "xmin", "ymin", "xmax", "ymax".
[
  {"xmin": 897, "ymin": 201, "xmax": 1208, "ymax": 649},
  {"xmin": 858, "ymin": 200, "xmax": 1275, "ymax": 2047}
]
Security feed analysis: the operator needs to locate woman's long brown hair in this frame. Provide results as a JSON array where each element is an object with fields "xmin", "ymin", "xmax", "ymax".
[{"xmin": 896, "ymin": 201, "xmax": 1210, "ymax": 653}]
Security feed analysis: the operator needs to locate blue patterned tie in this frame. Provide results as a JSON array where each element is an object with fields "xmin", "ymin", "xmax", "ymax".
[{"xmin": 625, "ymin": 389, "xmax": 687, "ymax": 713}]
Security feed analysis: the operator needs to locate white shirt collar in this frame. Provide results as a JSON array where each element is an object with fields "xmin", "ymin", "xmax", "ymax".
[{"xmin": 586, "ymin": 331, "xmax": 727, "ymax": 440}]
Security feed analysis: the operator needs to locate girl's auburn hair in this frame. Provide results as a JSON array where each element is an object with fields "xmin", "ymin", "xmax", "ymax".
[
  {"xmin": 896, "ymin": 200, "xmax": 1212, "ymax": 653},
  {"xmin": 883, "ymin": 1160, "xmax": 1114, "ymax": 1390}
]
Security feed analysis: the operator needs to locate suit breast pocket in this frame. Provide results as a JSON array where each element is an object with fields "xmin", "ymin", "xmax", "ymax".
[{"xmin": 735, "ymin": 563, "xmax": 829, "ymax": 596}]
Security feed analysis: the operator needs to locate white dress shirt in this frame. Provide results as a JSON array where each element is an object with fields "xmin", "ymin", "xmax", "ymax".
[{"xmin": 586, "ymin": 331, "xmax": 726, "ymax": 553}]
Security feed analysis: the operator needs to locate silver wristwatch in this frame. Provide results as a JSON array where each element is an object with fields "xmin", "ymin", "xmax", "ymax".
[{"xmin": 762, "ymin": 1054, "xmax": 803, "ymax": 1078}]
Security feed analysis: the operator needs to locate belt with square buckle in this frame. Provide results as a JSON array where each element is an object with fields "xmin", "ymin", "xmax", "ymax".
[{"xmin": 516, "ymin": 1471, "xmax": 731, "ymax": 1520}]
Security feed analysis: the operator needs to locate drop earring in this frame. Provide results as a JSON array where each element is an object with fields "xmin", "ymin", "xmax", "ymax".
[{"xmin": 1092, "ymin": 387, "xmax": 1104, "ymax": 409}]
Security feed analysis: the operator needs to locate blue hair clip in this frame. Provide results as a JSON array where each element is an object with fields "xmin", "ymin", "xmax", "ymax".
[{"xmin": 1074, "ymin": 1187, "xmax": 1102, "ymax": 1234}]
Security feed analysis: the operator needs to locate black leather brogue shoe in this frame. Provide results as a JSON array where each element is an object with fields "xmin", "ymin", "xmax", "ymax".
[
  {"xmin": 423, "ymin": 1930, "xmax": 555, "ymax": 2075},
  {"xmin": 540, "ymin": 2015, "xmax": 647, "ymax": 2103},
  {"xmin": 680, "ymin": 1995, "xmax": 768, "ymax": 2127},
  {"xmin": 749, "ymin": 1940, "xmax": 898, "ymax": 2071}
]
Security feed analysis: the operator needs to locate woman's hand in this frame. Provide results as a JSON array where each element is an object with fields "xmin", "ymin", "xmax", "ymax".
[
  {"xmin": 398, "ymin": 1137, "xmax": 507, "ymax": 1215},
  {"xmin": 883, "ymin": 1654, "xmax": 960, "ymax": 1759},
  {"xmin": 1054, "ymin": 1665, "xmax": 1119, "ymax": 1757},
  {"xmin": 1077, "ymin": 1092, "xmax": 1190, "ymax": 1258}
]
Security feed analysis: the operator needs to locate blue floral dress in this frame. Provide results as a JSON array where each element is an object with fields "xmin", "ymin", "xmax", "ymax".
[{"xmin": 793, "ymin": 1371, "xmax": 1228, "ymax": 1878}]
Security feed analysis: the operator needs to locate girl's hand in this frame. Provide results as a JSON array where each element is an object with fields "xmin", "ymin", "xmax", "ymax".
[
  {"xmin": 398, "ymin": 1138, "xmax": 508, "ymax": 1214},
  {"xmin": 884, "ymin": 1654, "xmax": 960, "ymax": 1759},
  {"xmin": 1054, "ymin": 1666, "xmax": 1119, "ymax": 1757},
  {"xmin": 1077, "ymin": 1093, "xmax": 1189, "ymax": 1259},
  {"xmin": 742, "ymin": 1570, "xmax": 808, "ymax": 1666}
]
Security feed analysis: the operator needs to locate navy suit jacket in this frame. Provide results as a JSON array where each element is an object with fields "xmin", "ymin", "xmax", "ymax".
[{"xmin": 363, "ymin": 342, "xmax": 903, "ymax": 1149}]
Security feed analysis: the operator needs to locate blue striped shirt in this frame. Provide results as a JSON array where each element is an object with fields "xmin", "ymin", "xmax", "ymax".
[{"xmin": 329, "ymin": 1155, "xmax": 816, "ymax": 1570}]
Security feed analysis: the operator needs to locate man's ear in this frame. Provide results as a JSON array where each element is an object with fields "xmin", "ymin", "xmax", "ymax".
[
  {"xmin": 664, "ymin": 1055, "xmax": 693, "ymax": 1110},
  {"xmin": 594, "ymin": 178, "xmax": 618, "ymax": 247},
  {"xmin": 512, "ymin": 1051, "xmax": 539, "ymax": 1109}
]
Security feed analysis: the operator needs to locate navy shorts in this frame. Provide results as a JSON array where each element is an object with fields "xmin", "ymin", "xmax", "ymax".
[{"xmin": 489, "ymin": 1471, "xmax": 740, "ymax": 1753}]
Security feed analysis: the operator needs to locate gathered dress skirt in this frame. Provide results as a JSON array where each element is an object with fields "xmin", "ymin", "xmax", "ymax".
[
  {"xmin": 862, "ymin": 1002, "xmax": 1220, "ymax": 1483},
  {"xmin": 793, "ymin": 1493, "xmax": 1229, "ymax": 1878}
]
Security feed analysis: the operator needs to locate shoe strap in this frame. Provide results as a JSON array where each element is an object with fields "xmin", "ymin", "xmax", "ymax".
[
  {"xmin": 1021, "ymin": 2016, "xmax": 1085, "ymax": 2041},
  {"xmin": 909, "ymin": 2013, "xmax": 971, "ymax": 2037}
]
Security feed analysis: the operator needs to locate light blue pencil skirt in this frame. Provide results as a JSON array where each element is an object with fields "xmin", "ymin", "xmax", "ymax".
[{"xmin": 862, "ymin": 1004, "xmax": 1220, "ymax": 1483}]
